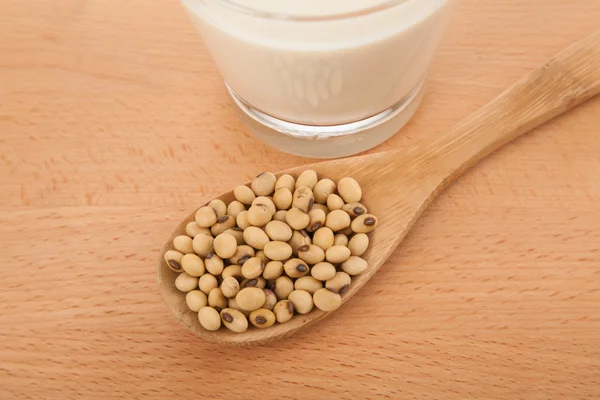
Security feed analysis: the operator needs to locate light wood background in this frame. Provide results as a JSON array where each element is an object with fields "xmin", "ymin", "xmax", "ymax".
[{"xmin": 2, "ymin": 0, "xmax": 599, "ymax": 399}]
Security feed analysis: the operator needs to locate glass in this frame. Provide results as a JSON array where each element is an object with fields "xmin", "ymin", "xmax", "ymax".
[{"xmin": 181, "ymin": 0, "xmax": 455, "ymax": 158}]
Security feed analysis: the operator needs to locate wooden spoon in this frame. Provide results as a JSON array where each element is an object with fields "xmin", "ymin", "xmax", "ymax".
[{"xmin": 157, "ymin": 31, "xmax": 600, "ymax": 345}]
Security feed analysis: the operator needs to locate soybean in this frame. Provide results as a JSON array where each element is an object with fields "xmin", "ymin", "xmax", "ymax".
[
  {"xmin": 311, "ymin": 262, "xmax": 337, "ymax": 281},
  {"xmin": 192, "ymin": 234, "xmax": 213, "ymax": 257},
  {"xmin": 185, "ymin": 222, "xmax": 211, "ymax": 238},
  {"xmin": 337, "ymin": 177, "xmax": 362, "ymax": 203},
  {"xmin": 313, "ymin": 178, "xmax": 336, "ymax": 204},
  {"xmin": 325, "ymin": 272, "xmax": 351, "ymax": 294},
  {"xmin": 220, "ymin": 308, "xmax": 248, "ymax": 333},
  {"xmin": 226, "ymin": 200, "xmax": 246, "ymax": 218},
  {"xmin": 292, "ymin": 186, "xmax": 314, "ymax": 213},
  {"xmin": 186, "ymin": 290, "xmax": 208, "ymax": 312},
  {"xmin": 236, "ymin": 210, "xmax": 251, "ymax": 230},
  {"xmin": 228, "ymin": 297, "xmax": 251, "ymax": 317},
  {"xmin": 296, "ymin": 170, "xmax": 318, "ymax": 190},
  {"xmin": 273, "ymin": 276, "xmax": 294, "ymax": 300},
  {"xmin": 252, "ymin": 196, "xmax": 276, "ymax": 216},
  {"xmin": 351, "ymin": 214, "xmax": 378, "ymax": 233},
  {"xmin": 221, "ymin": 265, "xmax": 243, "ymax": 282},
  {"xmin": 326, "ymin": 194, "xmax": 344, "ymax": 211},
  {"xmin": 173, "ymin": 235, "xmax": 194, "ymax": 254},
  {"xmin": 208, "ymin": 199, "xmax": 227, "ymax": 218},
  {"xmin": 198, "ymin": 306, "xmax": 221, "ymax": 331},
  {"xmin": 195, "ymin": 206, "xmax": 218, "ymax": 228},
  {"xmin": 273, "ymin": 300, "xmax": 294, "ymax": 323},
  {"xmin": 342, "ymin": 203, "xmax": 367, "ymax": 219},
  {"xmin": 325, "ymin": 210, "xmax": 351, "ymax": 232},
  {"xmin": 224, "ymin": 228, "xmax": 245, "ymax": 246},
  {"xmin": 262, "ymin": 289, "xmax": 277, "ymax": 311},
  {"xmin": 198, "ymin": 274, "xmax": 218, "ymax": 295},
  {"xmin": 288, "ymin": 229, "xmax": 311, "ymax": 254},
  {"xmin": 249, "ymin": 308, "xmax": 276, "ymax": 328},
  {"xmin": 307, "ymin": 208, "xmax": 326, "ymax": 233},
  {"xmin": 164, "ymin": 250, "xmax": 184, "ymax": 272},
  {"xmin": 313, "ymin": 288, "xmax": 342, "ymax": 312},
  {"xmin": 265, "ymin": 220, "xmax": 293, "ymax": 242},
  {"xmin": 247, "ymin": 204, "xmax": 272, "ymax": 227},
  {"xmin": 275, "ymin": 174, "xmax": 295, "ymax": 192},
  {"xmin": 175, "ymin": 272, "xmax": 199, "ymax": 292},
  {"xmin": 181, "ymin": 253, "xmax": 205, "ymax": 277},
  {"xmin": 333, "ymin": 233, "xmax": 349, "ymax": 247},
  {"xmin": 220, "ymin": 276, "xmax": 240, "ymax": 298},
  {"xmin": 234, "ymin": 185, "xmax": 256, "ymax": 205},
  {"xmin": 297, "ymin": 244, "xmax": 325, "ymax": 265},
  {"xmin": 288, "ymin": 290, "xmax": 314, "ymax": 314},
  {"xmin": 263, "ymin": 241, "xmax": 293, "ymax": 261},
  {"xmin": 325, "ymin": 245, "xmax": 352, "ymax": 264},
  {"xmin": 342, "ymin": 256, "xmax": 368, "ymax": 275},
  {"xmin": 211, "ymin": 215, "xmax": 236, "ymax": 236},
  {"xmin": 348, "ymin": 233, "xmax": 369, "ymax": 256},
  {"xmin": 235, "ymin": 287, "xmax": 266, "ymax": 311},
  {"xmin": 283, "ymin": 258, "xmax": 310, "ymax": 279},
  {"xmin": 229, "ymin": 245, "xmax": 255, "ymax": 265},
  {"xmin": 313, "ymin": 227, "xmax": 334, "ymax": 251},
  {"xmin": 241, "ymin": 257, "xmax": 265, "ymax": 280},
  {"xmin": 273, "ymin": 188, "xmax": 293, "ymax": 210},
  {"xmin": 204, "ymin": 253, "xmax": 224, "ymax": 276},
  {"xmin": 262, "ymin": 261, "xmax": 284, "ymax": 280},
  {"xmin": 208, "ymin": 288, "xmax": 228, "ymax": 310},
  {"xmin": 273, "ymin": 210, "xmax": 287, "ymax": 222},
  {"xmin": 243, "ymin": 226, "xmax": 270, "ymax": 250},
  {"xmin": 251, "ymin": 172, "xmax": 276, "ymax": 196},
  {"xmin": 294, "ymin": 276, "xmax": 323, "ymax": 295},
  {"xmin": 213, "ymin": 233, "xmax": 238, "ymax": 259},
  {"xmin": 286, "ymin": 208, "xmax": 310, "ymax": 230}
]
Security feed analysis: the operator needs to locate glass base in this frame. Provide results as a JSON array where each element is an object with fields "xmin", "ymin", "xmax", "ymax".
[{"xmin": 226, "ymin": 78, "xmax": 426, "ymax": 159}]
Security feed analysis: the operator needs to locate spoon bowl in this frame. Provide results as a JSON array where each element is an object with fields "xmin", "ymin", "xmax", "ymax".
[{"xmin": 158, "ymin": 31, "xmax": 600, "ymax": 345}]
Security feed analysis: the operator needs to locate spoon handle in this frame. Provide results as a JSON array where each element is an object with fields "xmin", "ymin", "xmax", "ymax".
[{"xmin": 422, "ymin": 30, "xmax": 600, "ymax": 187}]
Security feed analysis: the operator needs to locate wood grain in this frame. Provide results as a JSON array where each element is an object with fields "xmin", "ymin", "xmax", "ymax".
[{"xmin": 2, "ymin": 0, "xmax": 600, "ymax": 398}]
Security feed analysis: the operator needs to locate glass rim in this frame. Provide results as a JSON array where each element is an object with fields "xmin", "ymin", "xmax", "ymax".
[{"xmin": 196, "ymin": 0, "xmax": 412, "ymax": 22}]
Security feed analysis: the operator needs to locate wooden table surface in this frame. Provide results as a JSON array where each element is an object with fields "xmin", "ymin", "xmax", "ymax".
[{"xmin": 2, "ymin": 0, "xmax": 600, "ymax": 398}]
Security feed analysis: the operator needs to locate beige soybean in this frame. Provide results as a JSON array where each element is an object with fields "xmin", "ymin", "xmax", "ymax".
[
  {"xmin": 164, "ymin": 250, "xmax": 184, "ymax": 272},
  {"xmin": 348, "ymin": 233, "xmax": 369, "ymax": 256},
  {"xmin": 192, "ymin": 234, "xmax": 213, "ymax": 257},
  {"xmin": 224, "ymin": 228, "xmax": 244, "ymax": 246},
  {"xmin": 339, "ymin": 226, "xmax": 354, "ymax": 236},
  {"xmin": 333, "ymin": 233, "xmax": 349, "ymax": 246},
  {"xmin": 273, "ymin": 300, "xmax": 294, "ymax": 323},
  {"xmin": 211, "ymin": 215, "xmax": 236, "ymax": 236},
  {"xmin": 235, "ymin": 287, "xmax": 266, "ymax": 311},
  {"xmin": 252, "ymin": 196, "xmax": 276, "ymax": 216},
  {"xmin": 175, "ymin": 272, "xmax": 199, "ymax": 292},
  {"xmin": 204, "ymin": 253, "xmax": 224, "ymax": 275},
  {"xmin": 220, "ymin": 276, "xmax": 240, "ymax": 298},
  {"xmin": 233, "ymin": 185, "xmax": 256, "ymax": 205},
  {"xmin": 262, "ymin": 289, "xmax": 277, "ymax": 311},
  {"xmin": 249, "ymin": 308, "xmax": 276, "ymax": 328},
  {"xmin": 229, "ymin": 245, "xmax": 255, "ymax": 265},
  {"xmin": 288, "ymin": 290, "xmax": 314, "ymax": 314},
  {"xmin": 326, "ymin": 194, "xmax": 345, "ymax": 211},
  {"xmin": 286, "ymin": 208, "xmax": 310, "ymax": 230},
  {"xmin": 298, "ymin": 244, "xmax": 325, "ymax": 265},
  {"xmin": 243, "ymin": 226, "xmax": 270, "ymax": 250},
  {"xmin": 265, "ymin": 220, "xmax": 293, "ymax": 242},
  {"xmin": 337, "ymin": 177, "xmax": 362, "ymax": 203},
  {"xmin": 295, "ymin": 170, "xmax": 318, "ymax": 190},
  {"xmin": 226, "ymin": 200, "xmax": 246, "ymax": 218},
  {"xmin": 240, "ymin": 277, "xmax": 266, "ymax": 289},
  {"xmin": 292, "ymin": 186, "xmax": 314, "ymax": 213},
  {"xmin": 313, "ymin": 288, "xmax": 342, "ymax": 312},
  {"xmin": 185, "ymin": 222, "xmax": 211, "ymax": 238},
  {"xmin": 351, "ymin": 214, "xmax": 378, "ymax": 233},
  {"xmin": 173, "ymin": 235, "xmax": 194, "ymax": 254},
  {"xmin": 294, "ymin": 276, "xmax": 323, "ymax": 295},
  {"xmin": 263, "ymin": 241, "xmax": 293, "ymax": 261},
  {"xmin": 262, "ymin": 261, "xmax": 283, "ymax": 280},
  {"xmin": 313, "ymin": 227, "xmax": 334, "ymax": 251},
  {"xmin": 227, "ymin": 297, "xmax": 250, "ymax": 317},
  {"xmin": 313, "ymin": 178, "xmax": 336, "ymax": 204},
  {"xmin": 195, "ymin": 206, "xmax": 218, "ymax": 228},
  {"xmin": 198, "ymin": 306, "xmax": 221, "ymax": 331},
  {"xmin": 220, "ymin": 308, "xmax": 248, "ymax": 333},
  {"xmin": 307, "ymin": 208, "xmax": 326, "ymax": 233},
  {"xmin": 255, "ymin": 250, "xmax": 269, "ymax": 264},
  {"xmin": 342, "ymin": 256, "xmax": 368, "ymax": 275},
  {"xmin": 181, "ymin": 253, "xmax": 205, "ymax": 277},
  {"xmin": 325, "ymin": 210, "xmax": 351, "ymax": 232},
  {"xmin": 288, "ymin": 229, "xmax": 311, "ymax": 254},
  {"xmin": 241, "ymin": 257, "xmax": 265, "ymax": 279},
  {"xmin": 283, "ymin": 258, "xmax": 309, "ymax": 279},
  {"xmin": 185, "ymin": 290, "xmax": 208, "ymax": 312},
  {"xmin": 275, "ymin": 174, "xmax": 295, "ymax": 192},
  {"xmin": 236, "ymin": 210, "xmax": 251, "ymax": 230},
  {"xmin": 208, "ymin": 199, "xmax": 227, "ymax": 218},
  {"xmin": 326, "ymin": 245, "xmax": 351, "ymax": 264},
  {"xmin": 222, "ymin": 265, "xmax": 243, "ymax": 282},
  {"xmin": 251, "ymin": 172, "xmax": 276, "ymax": 196},
  {"xmin": 273, "ymin": 188, "xmax": 292, "ymax": 210},
  {"xmin": 208, "ymin": 288, "xmax": 228, "ymax": 310},
  {"xmin": 198, "ymin": 274, "xmax": 218, "ymax": 295},
  {"xmin": 273, "ymin": 210, "xmax": 287, "ymax": 222},
  {"xmin": 311, "ymin": 262, "xmax": 337, "ymax": 281},
  {"xmin": 273, "ymin": 276, "xmax": 294, "ymax": 300},
  {"xmin": 213, "ymin": 233, "xmax": 237, "ymax": 259},
  {"xmin": 247, "ymin": 204, "xmax": 272, "ymax": 227},
  {"xmin": 342, "ymin": 203, "xmax": 368, "ymax": 219},
  {"xmin": 326, "ymin": 272, "xmax": 351, "ymax": 294},
  {"xmin": 312, "ymin": 203, "xmax": 330, "ymax": 214}
]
